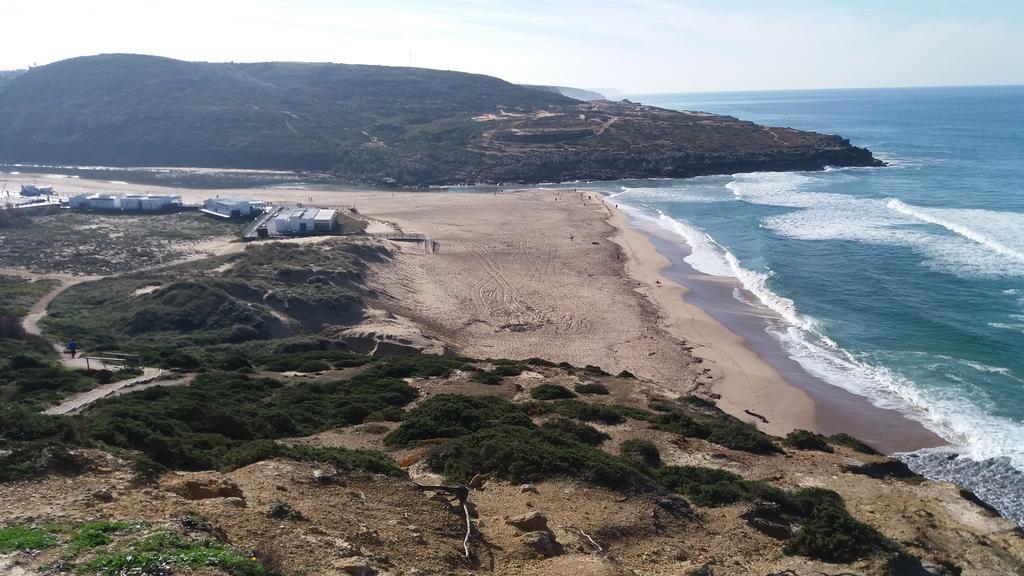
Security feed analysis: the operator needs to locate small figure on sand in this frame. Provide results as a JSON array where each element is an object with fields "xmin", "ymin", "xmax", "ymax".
[
  {"xmin": 569, "ymin": 234, "xmax": 575, "ymax": 243},
  {"xmin": 67, "ymin": 340, "xmax": 78, "ymax": 359}
]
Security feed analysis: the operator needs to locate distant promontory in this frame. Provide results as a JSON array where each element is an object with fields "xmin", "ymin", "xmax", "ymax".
[{"xmin": 0, "ymin": 54, "xmax": 883, "ymax": 186}]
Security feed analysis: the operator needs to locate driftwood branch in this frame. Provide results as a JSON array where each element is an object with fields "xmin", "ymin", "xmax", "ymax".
[
  {"xmin": 413, "ymin": 482, "xmax": 473, "ymax": 558},
  {"xmin": 563, "ymin": 525, "xmax": 603, "ymax": 553}
]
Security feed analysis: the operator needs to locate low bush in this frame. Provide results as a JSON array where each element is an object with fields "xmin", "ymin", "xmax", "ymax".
[
  {"xmin": 221, "ymin": 442, "xmax": 404, "ymax": 477},
  {"xmin": 828, "ymin": 433, "xmax": 880, "ymax": 455},
  {"xmin": 583, "ymin": 365, "xmax": 610, "ymax": 376},
  {"xmin": 492, "ymin": 364, "xmax": 523, "ymax": 377},
  {"xmin": 574, "ymin": 382, "xmax": 610, "ymax": 395},
  {"xmin": 539, "ymin": 400, "xmax": 652, "ymax": 425},
  {"xmin": 83, "ymin": 370, "xmax": 417, "ymax": 471},
  {"xmin": 470, "ymin": 371, "xmax": 503, "ymax": 385},
  {"xmin": 0, "ymin": 525, "xmax": 58, "ymax": 552},
  {"xmin": 427, "ymin": 424, "xmax": 651, "ymax": 491},
  {"xmin": 80, "ymin": 529, "xmax": 277, "ymax": 576},
  {"xmin": 67, "ymin": 521, "xmax": 133, "ymax": 556},
  {"xmin": 655, "ymin": 465, "xmax": 786, "ymax": 507},
  {"xmin": 783, "ymin": 488, "xmax": 886, "ymax": 563},
  {"xmin": 706, "ymin": 422, "xmax": 781, "ymax": 454},
  {"xmin": 616, "ymin": 370, "xmax": 635, "ymax": 379},
  {"xmin": 540, "ymin": 417, "xmax": 609, "ymax": 446},
  {"xmin": 384, "ymin": 395, "xmax": 530, "ymax": 447},
  {"xmin": 654, "ymin": 412, "xmax": 712, "ymax": 437},
  {"xmin": 530, "ymin": 384, "xmax": 577, "ymax": 400},
  {"xmin": 619, "ymin": 439, "xmax": 661, "ymax": 468},
  {"xmin": 785, "ymin": 429, "xmax": 835, "ymax": 453},
  {"xmin": 525, "ymin": 358, "xmax": 557, "ymax": 367}
]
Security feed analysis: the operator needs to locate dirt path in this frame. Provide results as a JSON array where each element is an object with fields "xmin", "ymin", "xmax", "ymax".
[
  {"xmin": 42, "ymin": 367, "xmax": 165, "ymax": 415},
  {"xmin": 14, "ymin": 235, "xmax": 249, "ymax": 414}
]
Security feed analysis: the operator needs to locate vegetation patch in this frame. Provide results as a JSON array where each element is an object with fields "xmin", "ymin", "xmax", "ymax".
[
  {"xmin": 655, "ymin": 465, "xmax": 785, "ymax": 507},
  {"xmin": 66, "ymin": 521, "xmax": 134, "ymax": 556},
  {"xmin": 528, "ymin": 399, "xmax": 653, "ymax": 425},
  {"xmin": 785, "ymin": 429, "xmax": 835, "ymax": 453},
  {"xmin": 427, "ymin": 424, "xmax": 651, "ymax": 491},
  {"xmin": 0, "ymin": 524, "xmax": 58, "ymax": 552},
  {"xmin": 83, "ymin": 369, "xmax": 416, "ymax": 471},
  {"xmin": 0, "ymin": 211, "xmax": 242, "ymax": 275},
  {"xmin": 0, "ymin": 275, "xmax": 57, "ymax": 317},
  {"xmin": 828, "ymin": 433, "xmax": 880, "ymax": 455},
  {"xmin": 540, "ymin": 417, "xmax": 610, "ymax": 446},
  {"xmin": 385, "ymin": 395, "xmax": 530, "ymax": 448},
  {"xmin": 79, "ymin": 529, "xmax": 276, "ymax": 576},
  {"xmin": 573, "ymin": 382, "xmax": 610, "ymax": 395},
  {"xmin": 652, "ymin": 400, "xmax": 781, "ymax": 454},
  {"xmin": 40, "ymin": 240, "xmax": 388, "ymax": 361},
  {"xmin": 783, "ymin": 488, "xmax": 887, "ymax": 563},
  {"xmin": 529, "ymin": 384, "xmax": 577, "ymax": 400},
  {"xmin": 619, "ymin": 439, "xmax": 661, "ymax": 469}
]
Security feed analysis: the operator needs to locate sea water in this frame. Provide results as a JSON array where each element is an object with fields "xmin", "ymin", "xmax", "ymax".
[{"xmin": 588, "ymin": 86, "xmax": 1024, "ymax": 523}]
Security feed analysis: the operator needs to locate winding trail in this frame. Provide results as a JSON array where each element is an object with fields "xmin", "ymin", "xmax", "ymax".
[{"xmin": 12, "ymin": 235, "xmax": 249, "ymax": 414}]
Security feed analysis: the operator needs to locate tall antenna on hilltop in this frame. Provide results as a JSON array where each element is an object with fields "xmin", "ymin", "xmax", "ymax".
[{"xmin": 408, "ymin": 51, "xmax": 413, "ymax": 67}]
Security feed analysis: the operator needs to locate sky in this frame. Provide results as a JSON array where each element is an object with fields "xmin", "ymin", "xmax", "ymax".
[{"xmin": 2, "ymin": 0, "xmax": 1022, "ymax": 93}]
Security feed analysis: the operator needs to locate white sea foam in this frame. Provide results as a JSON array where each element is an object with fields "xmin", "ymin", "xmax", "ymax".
[
  {"xmin": 887, "ymin": 199, "xmax": 1024, "ymax": 264},
  {"xmin": 721, "ymin": 172, "xmax": 1024, "ymax": 279}
]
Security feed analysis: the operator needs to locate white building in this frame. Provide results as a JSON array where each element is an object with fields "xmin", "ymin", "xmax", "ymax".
[
  {"xmin": 201, "ymin": 197, "xmax": 267, "ymax": 219},
  {"xmin": 69, "ymin": 193, "xmax": 120, "ymax": 211},
  {"xmin": 272, "ymin": 208, "xmax": 338, "ymax": 235},
  {"xmin": 120, "ymin": 194, "xmax": 182, "ymax": 212},
  {"xmin": 68, "ymin": 193, "xmax": 181, "ymax": 212}
]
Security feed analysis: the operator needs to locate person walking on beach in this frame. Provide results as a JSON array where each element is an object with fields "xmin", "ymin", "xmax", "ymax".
[{"xmin": 67, "ymin": 340, "xmax": 78, "ymax": 359}]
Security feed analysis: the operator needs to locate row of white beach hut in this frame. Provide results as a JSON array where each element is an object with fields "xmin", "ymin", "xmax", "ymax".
[{"xmin": 68, "ymin": 193, "xmax": 182, "ymax": 212}]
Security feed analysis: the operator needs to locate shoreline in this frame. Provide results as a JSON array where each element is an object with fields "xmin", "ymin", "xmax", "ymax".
[
  {"xmin": 2, "ymin": 169, "xmax": 947, "ymax": 453},
  {"xmin": 604, "ymin": 199, "xmax": 947, "ymax": 454}
]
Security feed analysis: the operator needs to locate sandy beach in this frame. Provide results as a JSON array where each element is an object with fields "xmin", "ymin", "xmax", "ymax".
[{"xmin": 2, "ymin": 172, "xmax": 945, "ymax": 451}]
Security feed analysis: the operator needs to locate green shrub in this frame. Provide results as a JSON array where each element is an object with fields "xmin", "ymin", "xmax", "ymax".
[
  {"xmin": 470, "ymin": 371, "xmax": 503, "ymax": 385},
  {"xmin": 706, "ymin": 422, "xmax": 781, "ymax": 454},
  {"xmin": 297, "ymin": 360, "xmax": 330, "ymax": 373},
  {"xmin": 620, "ymin": 439, "xmax": 661, "ymax": 468},
  {"xmin": 541, "ymin": 400, "xmax": 651, "ymax": 425},
  {"xmin": 525, "ymin": 358, "xmax": 557, "ymax": 367},
  {"xmin": 785, "ymin": 429, "xmax": 835, "ymax": 453},
  {"xmin": 364, "ymin": 406, "xmax": 405, "ymax": 422},
  {"xmin": 828, "ymin": 433, "xmax": 880, "ymax": 455},
  {"xmin": 67, "ymin": 521, "xmax": 132, "ymax": 555},
  {"xmin": 217, "ymin": 440, "xmax": 402, "ymax": 476},
  {"xmin": 0, "ymin": 525, "xmax": 58, "ymax": 552},
  {"xmin": 492, "ymin": 364, "xmax": 523, "ymax": 377},
  {"xmin": 83, "ymin": 371, "xmax": 417, "ymax": 471},
  {"xmin": 574, "ymin": 382, "xmax": 610, "ymax": 395},
  {"xmin": 683, "ymin": 395, "xmax": 718, "ymax": 410},
  {"xmin": 655, "ymin": 465, "xmax": 784, "ymax": 507},
  {"xmin": 654, "ymin": 412, "xmax": 712, "ymax": 437},
  {"xmin": 540, "ymin": 417, "xmax": 609, "ymax": 446},
  {"xmin": 384, "ymin": 395, "xmax": 530, "ymax": 447},
  {"xmin": 367, "ymin": 355, "xmax": 469, "ymax": 379},
  {"xmin": 427, "ymin": 424, "xmax": 651, "ymax": 491},
  {"xmin": 583, "ymin": 365, "xmax": 610, "ymax": 376},
  {"xmin": 783, "ymin": 488, "xmax": 886, "ymax": 563},
  {"xmin": 530, "ymin": 384, "xmax": 577, "ymax": 400},
  {"xmin": 616, "ymin": 370, "xmax": 635, "ymax": 379},
  {"xmin": 80, "ymin": 529, "xmax": 276, "ymax": 576}
]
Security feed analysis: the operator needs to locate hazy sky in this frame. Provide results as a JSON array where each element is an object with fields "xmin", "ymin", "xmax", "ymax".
[{"xmin": 3, "ymin": 0, "xmax": 1022, "ymax": 93}]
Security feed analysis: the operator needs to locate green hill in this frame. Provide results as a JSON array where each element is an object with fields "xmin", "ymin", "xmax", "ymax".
[{"xmin": 0, "ymin": 54, "xmax": 881, "ymax": 185}]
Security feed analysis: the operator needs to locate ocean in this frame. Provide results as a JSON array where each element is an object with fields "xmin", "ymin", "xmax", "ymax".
[{"xmin": 586, "ymin": 86, "xmax": 1024, "ymax": 523}]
